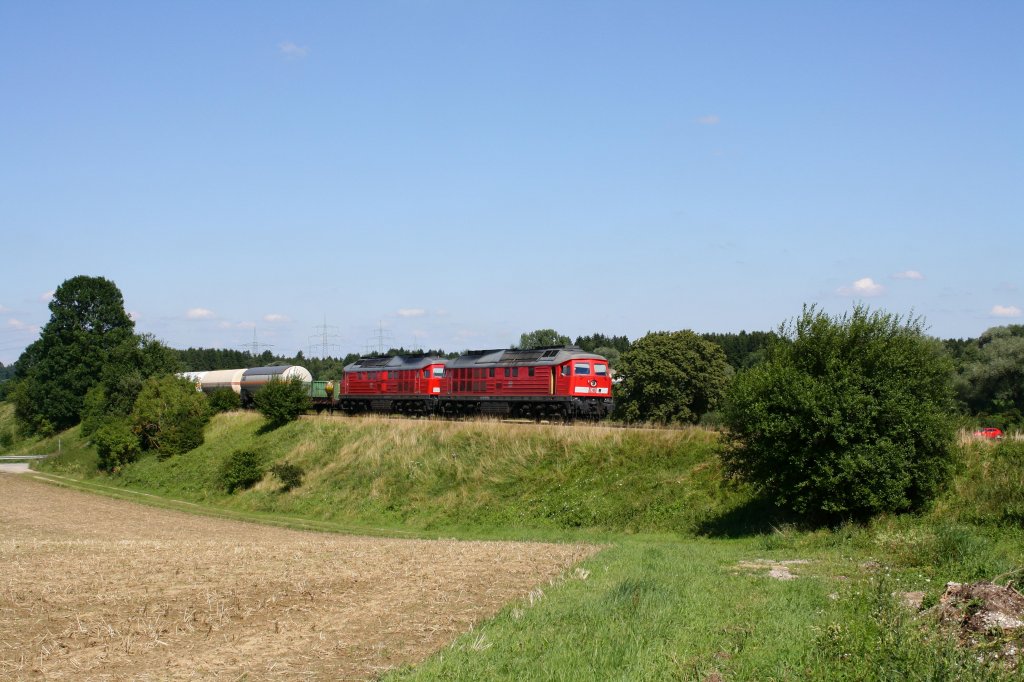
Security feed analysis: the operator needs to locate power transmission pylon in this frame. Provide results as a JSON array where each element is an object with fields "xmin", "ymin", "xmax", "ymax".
[
  {"xmin": 365, "ymin": 320, "xmax": 393, "ymax": 355},
  {"xmin": 240, "ymin": 328, "xmax": 274, "ymax": 356},
  {"xmin": 308, "ymin": 315, "xmax": 342, "ymax": 358}
]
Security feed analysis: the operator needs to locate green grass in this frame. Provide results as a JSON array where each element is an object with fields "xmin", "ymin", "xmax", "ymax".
[
  {"xmin": 21, "ymin": 409, "xmax": 1024, "ymax": 679},
  {"xmin": 0, "ymin": 401, "xmax": 94, "ymax": 463},
  {"xmin": 37, "ymin": 414, "xmax": 744, "ymax": 539},
  {"xmin": 386, "ymin": 535, "xmax": 1013, "ymax": 681},
  {"xmin": 0, "ymin": 401, "xmax": 32, "ymax": 453},
  {"xmin": 933, "ymin": 438, "xmax": 1024, "ymax": 527}
]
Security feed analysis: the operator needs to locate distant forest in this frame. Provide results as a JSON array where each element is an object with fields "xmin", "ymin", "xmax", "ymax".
[
  {"xmin": 173, "ymin": 331, "xmax": 781, "ymax": 379},
  {"xmin": 171, "ymin": 326, "xmax": 1024, "ymax": 429},
  {"xmin": 174, "ymin": 332, "xmax": 641, "ymax": 380}
]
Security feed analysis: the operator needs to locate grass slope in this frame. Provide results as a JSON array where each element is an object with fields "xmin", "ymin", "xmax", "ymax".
[
  {"xmin": 24, "ymin": 410, "xmax": 1024, "ymax": 679},
  {"xmin": 38, "ymin": 413, "xmax": 740, "ymax": 539}
]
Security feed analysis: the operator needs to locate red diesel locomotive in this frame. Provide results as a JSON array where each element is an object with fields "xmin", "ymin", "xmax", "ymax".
[
  {"xmin": 338, "ymin": 354, "xmax": 446, "ymax": 415},
  {"xmin": 338, "ymin": 346, "xmax": 613, "ymax": 420}
]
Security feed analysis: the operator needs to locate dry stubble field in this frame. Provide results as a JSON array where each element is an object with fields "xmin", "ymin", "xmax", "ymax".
[{"xmin": 0, "ymin": 474, "xmax": 597, "ymax": 680}]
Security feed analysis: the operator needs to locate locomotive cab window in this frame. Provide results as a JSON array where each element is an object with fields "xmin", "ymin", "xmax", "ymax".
[
  {"xmin": 561, "ymin": 365, "xmax": 571, "ymax": 377},
  {"xmin": 433, "ymin": 366, "xmax": 444, "ymax": 377},
  {"xmin": 595, "ymin": 363, "xmax": 608, "ymax": 375},
  {"xmin": 574, "ymin": 363, "xmax": 591, "ymax": 376}
]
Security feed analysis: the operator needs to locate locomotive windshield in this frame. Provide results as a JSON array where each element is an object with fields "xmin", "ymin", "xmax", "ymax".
[
  {"xmin": 432, "ymin": 366, "xmax": 444, "ymax": 377},
  {"xmin": 595, "ymin": 363, "xmax": 608, "ymax": 375},
  {"xmin": 574, "ymin": 363, "xmax": 591, "ymax": 375}
]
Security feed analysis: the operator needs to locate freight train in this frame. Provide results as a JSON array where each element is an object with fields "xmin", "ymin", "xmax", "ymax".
[{"xmin": 185, "ymin": 346, "xmax": 614, "ymax": 421}]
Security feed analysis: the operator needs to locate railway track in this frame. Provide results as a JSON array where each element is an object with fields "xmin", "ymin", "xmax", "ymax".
[{"xmin": 296, "ymin": 410, "xmax": 698, "ymax": 432}]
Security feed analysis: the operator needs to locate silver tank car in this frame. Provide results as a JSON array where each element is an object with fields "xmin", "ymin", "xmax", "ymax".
[{"xmin": 239, "ymin": 365, "xmax": 313, "ymax": 403}]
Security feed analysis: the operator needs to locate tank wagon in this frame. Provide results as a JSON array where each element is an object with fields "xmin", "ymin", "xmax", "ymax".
[
  {"xmin": 239, "ymin": 365, "xmax": 313, "ymax": 404},
  {"xmin": 179, "ymin": 371, "xmax": 207, "ymax": 390},
  {"xmin": 199, "ymin": 368, "xmax": 245, "ymax": 395},
  {"xmin": 193, "ymin": 365, "xmax": 313, "ymax": 406}
]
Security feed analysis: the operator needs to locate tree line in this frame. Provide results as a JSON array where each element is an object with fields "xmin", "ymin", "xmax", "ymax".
[
  {"xmin": 4, "ymin": 274, "xmax": 1022, "ymax": 523},
  {"xmin": 4, "ymin": 281, "xmax": 1019, "ymax": 434}
]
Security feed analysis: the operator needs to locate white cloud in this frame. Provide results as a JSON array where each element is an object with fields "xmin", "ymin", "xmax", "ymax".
[
  {"xmin": 892, "ymin": 270, "xmax": 924, "ymax": 280},
  {"xmin": 8, "ymin": 318, "xmax": 37, "ymax": 332},
  {"xmin": 991, "ymin": 305, "xmax": 1022, "ymax": 318},
  {"xmin": 279, "ymin": 41, "xmax": 309, "ymax": 59},
  {"xmin": 696, "ymin": 114, "xmax": 720, "ymax": 125},
  {"xmin": 264, "ymin": 313, "xmax": 289, "ymax": 323},
  {"xmin": 186, "ymin": 308, "xmax": 215, "ymax": 320},
  {"xmin": 39, "ymin": 291, "xmax": 54, "ymax": 303},
  {"xmin": 0, "ymin": 304, "xmax": 9, "ymax": 313},
  {"xmin": 838, "ymin": 277, "xmax": 885, "ymax": 297},
  {"xmin": 397, "ymin": 308, "xmax": 426, "ymax": 318}
]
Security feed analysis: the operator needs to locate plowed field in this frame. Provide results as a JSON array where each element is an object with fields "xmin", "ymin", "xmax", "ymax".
[{"xmin": 0, "ymin": 474, "xmax": 596, "ymax": 680}]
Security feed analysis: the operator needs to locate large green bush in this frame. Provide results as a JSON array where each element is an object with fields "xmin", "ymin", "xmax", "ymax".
[
  {"xmin": 95, "ymin": 419, "xmax": 141, "ymax": 473},
  {"xmin": 208, "ymin": 388, "xmax": 242, "ymax": 413},
  {"xmin": 253, "ymin": 377, "xmax": 311, "ymax": 427},
  {"xmin": 269, "ymin": 462, "xmax": 305, "ymax": 491},
  {"xmin": 131, "ymin": 374, "xmax": 211, "ymax": 457},
  {"xmin": 721, "ymin": 305, "xmax": 957, "ymax": 520},
  {"xmin": 220, "ymin": 449, "xmax": 265, "ymax": 493}
]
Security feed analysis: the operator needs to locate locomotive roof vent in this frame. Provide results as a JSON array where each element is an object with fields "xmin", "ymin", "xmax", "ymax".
[
  {"xmin": 502, "ymin": 349, "xmax": 544, "ymax": 361},
  {"xmin": 357, "ymin": 357, "xmax": 393, "ymax": 367},
  {"xmin": 464, "ymin": 349, "xmax": 503, "ymax": 358}
]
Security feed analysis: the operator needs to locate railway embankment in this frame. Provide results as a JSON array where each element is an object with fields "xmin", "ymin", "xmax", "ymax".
[{"xmin": 28, "ymin": 412, "xmax": 742, "ymax": 539}]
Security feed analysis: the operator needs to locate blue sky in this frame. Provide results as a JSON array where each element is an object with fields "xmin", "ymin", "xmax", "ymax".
[{"xmin": 1, "ymin": 1, "xmax": 1021, "ymax": 366}]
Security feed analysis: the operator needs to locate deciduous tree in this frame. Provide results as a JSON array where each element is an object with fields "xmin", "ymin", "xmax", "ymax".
[
  {"xmin": 615, "ymin": 331, "xmax": 730, "ymax": 424},
  {"xmin": 14, "ymin": 276, "xmax": 136, "ymax": 433},
  {"xmin": 518, "ymin": 329, "xmax": 571, "ymax": 349},
  {"xmin": 956, "ymin": 326, "xmax": 1024, "ymax": 427}
]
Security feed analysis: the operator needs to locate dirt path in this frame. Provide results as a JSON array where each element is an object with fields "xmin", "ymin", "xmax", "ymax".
[{"xmin": 0, "ymin": 474, "xmax": 597, "ymax": 680}]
